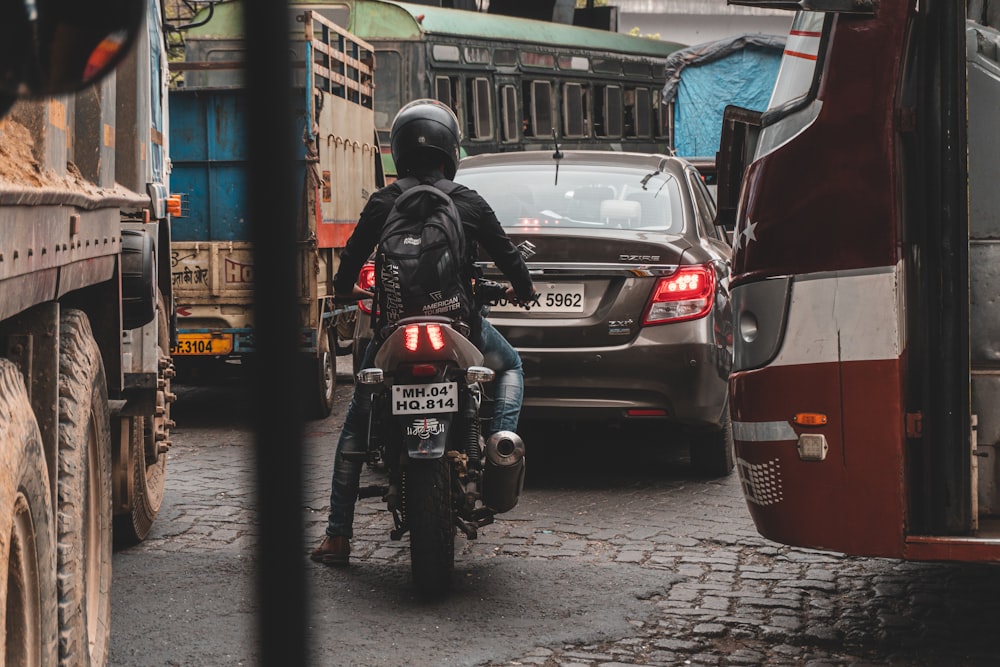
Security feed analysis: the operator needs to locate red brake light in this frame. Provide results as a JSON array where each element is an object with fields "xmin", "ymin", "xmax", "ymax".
[
  {"xmin": 643, "ymin": 265, "xmax": 715, "ymax": 325},
  {"xmin": 404, "ymin": 325, "xmax": 420, "ymax": 351},
  {"xmin": 358, "ymin": 261, "xmax": 377, "ymax": 314},
  {"xmin": 426, "ymin": 324, "xmax": 446, "ymax": 351}
]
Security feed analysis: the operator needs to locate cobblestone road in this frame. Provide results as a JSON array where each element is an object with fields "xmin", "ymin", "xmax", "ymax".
[{"xmin": 111, "ymin": 363, "xmax": 1000, "ymax": 666}]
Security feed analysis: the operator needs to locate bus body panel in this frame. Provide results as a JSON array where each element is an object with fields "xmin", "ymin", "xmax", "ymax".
[{"xmin": 726, "ymin": 0, "xmax": 1000, "ymax": 560}]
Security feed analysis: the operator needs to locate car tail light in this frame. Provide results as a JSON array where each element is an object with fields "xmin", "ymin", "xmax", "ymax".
[
  {"xmin": 643, "ymin": 264, "xmax": 715, "ymax": 325},
  {"xmin": 358, "ymin": 261, "xmax": 376, "ymax": 314}
]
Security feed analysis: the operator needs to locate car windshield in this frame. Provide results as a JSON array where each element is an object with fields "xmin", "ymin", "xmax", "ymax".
[{"xmin": 457, "ymin": 164, "xmax": 685, "ymax": 232}]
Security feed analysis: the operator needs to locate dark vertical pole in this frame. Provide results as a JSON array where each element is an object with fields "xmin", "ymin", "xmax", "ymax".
[{"xmin": 243, "ymin": 1, "xmax": 308, "ymax": 664}]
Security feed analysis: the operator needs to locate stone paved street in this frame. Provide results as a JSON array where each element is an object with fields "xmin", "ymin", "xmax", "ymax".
[{"xmin": 111, "ymin": 362, "xmax": 1000, "ymax": 666}]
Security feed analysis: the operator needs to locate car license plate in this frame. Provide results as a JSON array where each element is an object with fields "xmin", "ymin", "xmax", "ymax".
[
  {"xmin": 391, "ymin": 382, "xmax": 458, "ymax": 415},
  {"xmin": 170, "ymin": 333, "xmax": 234, "ymax": 356},
  {"xmin": 490, "ymin": 283, "xmax": 585, "ymax": 313}
]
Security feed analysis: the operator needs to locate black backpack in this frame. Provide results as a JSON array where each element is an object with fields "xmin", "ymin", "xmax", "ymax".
[{"xmin": 373, "ymin": 177, "xmax": 473, "ymax": 330}]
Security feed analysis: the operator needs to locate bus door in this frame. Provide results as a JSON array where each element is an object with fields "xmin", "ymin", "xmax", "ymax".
[{"xmin": 716, "ymin": 1, "xmax": 995, "ymax": 561}]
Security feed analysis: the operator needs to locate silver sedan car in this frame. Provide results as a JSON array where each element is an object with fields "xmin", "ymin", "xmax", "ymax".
[{"xmin": 457, "ymin": 150, "xmax": 734, "ymax": 476}]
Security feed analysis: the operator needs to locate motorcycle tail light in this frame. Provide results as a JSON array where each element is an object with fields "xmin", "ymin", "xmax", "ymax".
[
  {"xmin": 403, "ymin": 325, "xmax": 420, "ymax": 351},
  {"xmin": 426, "ymin": 324, "xmax": 446, "ymax": 351},
  {"xmin": 358, "ymin": 261, "xmax": 376, "ymax": 314},
  {"xmin": 411, "ymin": 364, "xmax": 437, "ymax": 377},
  {"xmin": 643, "ymin": 264, "xmax": 715, "ymax": 326}
]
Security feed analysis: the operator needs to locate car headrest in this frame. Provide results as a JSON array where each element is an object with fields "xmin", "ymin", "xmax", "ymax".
[{"xmin": 600, "ymin": 199, "xmax": 642, "ymax": 227}]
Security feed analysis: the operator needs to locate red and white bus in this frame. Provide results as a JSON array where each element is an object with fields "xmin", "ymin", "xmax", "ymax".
[{"xmin": 717, "ymin": 0, "xmax": 1000, "ymax": 562}]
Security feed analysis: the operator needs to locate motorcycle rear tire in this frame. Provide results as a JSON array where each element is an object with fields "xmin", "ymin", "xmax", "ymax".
[{"xmin": 406, "ymin": 457, "xmax": 455, "ymax": 597}]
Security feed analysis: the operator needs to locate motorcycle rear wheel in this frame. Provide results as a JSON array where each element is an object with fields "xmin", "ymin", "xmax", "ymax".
[{"xmin": 406, "ymin": 457, "xmax": 455, "ymax": 597}]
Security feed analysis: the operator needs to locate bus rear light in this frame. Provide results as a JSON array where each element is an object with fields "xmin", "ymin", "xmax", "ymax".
[
  {"xmin": 358, "ymin": 261, "xmax": 377, "ymax": 314},
  {"xmin": 643, "ymin": 264, "xmax": 715, "ymax": 325},
  {"xmin": 796, "ymin": 434, "xmax": 828, "ymax": 461}
]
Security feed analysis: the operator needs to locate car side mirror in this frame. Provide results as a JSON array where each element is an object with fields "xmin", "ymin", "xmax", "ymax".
[
  {"xmin": 714, "ymin": 105, "xmax": 763, "ymax": 231},
  {"xmin": 0, "ymin": 0, "xmax": 145, "ymax": 103}
]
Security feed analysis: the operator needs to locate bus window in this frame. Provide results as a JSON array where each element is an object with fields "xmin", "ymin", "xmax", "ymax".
[
  {"xmin": 466, "ymin": 76, "xmax": 493, "ymax": 140},
  {"xmin": 500, "ymin": 84, "xmax": 519, "ymax": 143},
  {"xmin": 435, "ymin": 75, "xmax": 454, "ymax": 110},
  {"xmin": 494, "ymin": 48, "xmax": 517, "ymax": 67},
  {"xmin": 562, "ymin": 82, "xmax": 586, "ymax": 138},
  {"xmin": 432, "ymin": 43, "xmax": 460, "ymax": 63},
  {"xmin": 374, "ymin": 50, "xmax": 402, "ymax": 130},
  {"xmin": 653, "ymin": 89, "xmax": 669, "ymax": 139},
  {"xmin": 623, "ymin": 89, "xmax": 636, "ymax": 136},
  {"xmin": 633, "ymin": 87, "xmax": 652, "ymax": 137},
  {"xmin": 594, "ymin": 84, "xmax": 622, "ymax": 138},
  {"xmin": 523, "ymin": 80, "xmax": 554, "ymax": 138}
]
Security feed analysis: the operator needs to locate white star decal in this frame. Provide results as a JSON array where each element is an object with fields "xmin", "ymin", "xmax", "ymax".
[{"xmin": 738, "ymin": 220, "xmax": 758, "ymax": 249}]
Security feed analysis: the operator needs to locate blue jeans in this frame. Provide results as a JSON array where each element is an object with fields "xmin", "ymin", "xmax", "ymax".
[{"xmin": 325, "ymin": 317, "xmax": 523, "ymax": 539}]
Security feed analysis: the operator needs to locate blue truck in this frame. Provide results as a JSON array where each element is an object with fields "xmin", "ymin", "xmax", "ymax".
[{"xmin": 168, "ymin": 10, "xmax": 382, "ymax": 417}]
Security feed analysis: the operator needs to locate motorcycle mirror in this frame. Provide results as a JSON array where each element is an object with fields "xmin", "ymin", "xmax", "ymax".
[{"xmin": 0, "ymin": 0, "xmax": 145, "ymax": 100}]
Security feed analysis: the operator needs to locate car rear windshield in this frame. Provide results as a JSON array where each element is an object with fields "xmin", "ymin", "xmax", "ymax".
[{"xmin": 457, "ymin": 164, "xmax": 684, "ymax": 233}]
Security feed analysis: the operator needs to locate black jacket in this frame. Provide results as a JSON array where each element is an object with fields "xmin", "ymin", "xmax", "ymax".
[{"xmin": 333, "ymin": 171, "xmax": 535, "ymax": 310}]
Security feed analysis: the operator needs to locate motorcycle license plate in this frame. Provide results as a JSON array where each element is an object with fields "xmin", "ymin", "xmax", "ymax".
[
  {"xmin": 391, "ymin": 382, "xmax": 458, "ymax": 415},
  {"xmin": 490, "ymin": 282, "xmax": 585, "ymax": 313}
]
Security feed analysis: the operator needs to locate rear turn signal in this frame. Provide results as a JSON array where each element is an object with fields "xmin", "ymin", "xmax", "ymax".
[
  {"xmin": 358, "ymin": 261, "xmax": 377, "ymax": 314},
  {"xmin": 643, "ymin": 264, "xmax": 715, "ymax": 325}
]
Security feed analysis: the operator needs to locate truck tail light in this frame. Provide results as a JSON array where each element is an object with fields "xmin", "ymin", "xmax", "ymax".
[
  {"xmin": 358, "ymin": 261, "xmax": 376, "ymax": 314},
  {"xmin": 643, "ymin": 264, "xmax": 715, "ymax": 325}
]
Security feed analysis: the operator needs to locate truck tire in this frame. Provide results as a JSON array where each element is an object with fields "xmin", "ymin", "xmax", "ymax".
[
  {"xmin": 306, "ymin": 327, "xmax": 336, "ymax": 420},
  {"xmin": 57, "ymin": 310, "xmax": 113, "ymax": 667},
  {"xmin": 0, "ymin": 358, "xmax": 58, "ymax": 667},
  {"xmin": 406, "ymin": 457, "xmax": 455, "ymax": 598},
  {"xmin": 114, "ymin": 292, "xmax": 170, "ymax": 546},
  {"xmin": 690, "ymin": 400, "xmax": 735, "ymax": 478}
]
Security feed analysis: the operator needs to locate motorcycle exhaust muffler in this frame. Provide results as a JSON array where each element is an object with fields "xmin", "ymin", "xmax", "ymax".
[{"xmin": 481, "ymin": 431, "xmax": 525, "ymax": 513}]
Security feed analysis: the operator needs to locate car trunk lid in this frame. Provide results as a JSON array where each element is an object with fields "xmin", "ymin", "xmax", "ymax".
[{"xmin": 479, "ymin": 229, "xmax": 691, "ymax": 347}]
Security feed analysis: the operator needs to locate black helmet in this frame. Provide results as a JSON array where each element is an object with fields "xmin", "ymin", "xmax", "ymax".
[{"xmin": 390, "ymin": 99, "xmax": 461, "ymax": 179}]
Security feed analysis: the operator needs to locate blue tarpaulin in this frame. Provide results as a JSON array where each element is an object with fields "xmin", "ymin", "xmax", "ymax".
[{"xmin": 662, "ymin": 34, "xmax": 785, "ymax": 158}]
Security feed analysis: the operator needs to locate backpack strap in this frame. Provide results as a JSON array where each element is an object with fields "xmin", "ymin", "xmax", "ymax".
[{"xmin": 432, "ymin": 179, "xmax": 459, "ymax": 196}]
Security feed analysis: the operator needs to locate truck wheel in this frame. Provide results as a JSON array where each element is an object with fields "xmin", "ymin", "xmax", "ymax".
[
  {"xmin": 690, "ymin": 401, "xmax": 735, "ymax": 478},
  {"xmin": 0, "ymin": 358, "xmax": 58, "ymax": 667},
  {"xmin": 57, "ymin": 310, "xmax": 113, "ymax": 667},
  {"xmin": 114, "ymin": 292, "xmax": 170, "ymax": 545},
  {"xmin": 306, "ymin": 327, "xmax": 336, "ymax": 419},
  {"xmin": 406, "ymin": 458, "xmax": 455, "ymax": 598}
]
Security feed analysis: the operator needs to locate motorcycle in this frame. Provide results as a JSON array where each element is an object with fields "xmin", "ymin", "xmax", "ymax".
[{"xmin": 343, "ymin": 279, "xmax": 530, "ymax": 596}]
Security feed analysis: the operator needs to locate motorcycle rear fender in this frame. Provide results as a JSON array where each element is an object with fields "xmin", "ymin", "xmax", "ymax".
[{"xmin": 399, "ymin": 413, "xmax": 455, "ymax": 459}]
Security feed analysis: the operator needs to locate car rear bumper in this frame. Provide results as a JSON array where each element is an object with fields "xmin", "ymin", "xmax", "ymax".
[{"xmin": 513, "ymin": 335, "xmax": 729, "ymax": 426}]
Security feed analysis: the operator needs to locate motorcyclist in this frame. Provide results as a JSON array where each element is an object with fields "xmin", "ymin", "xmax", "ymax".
[{"xmin": 311, "ymin": 99, "xmax": 536, "ymax": 565}]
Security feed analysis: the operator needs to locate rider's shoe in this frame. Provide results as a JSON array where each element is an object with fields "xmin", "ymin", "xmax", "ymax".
[{"xmin": 310, "ymin": 535, "xmax": 351, "ymax": 566}]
